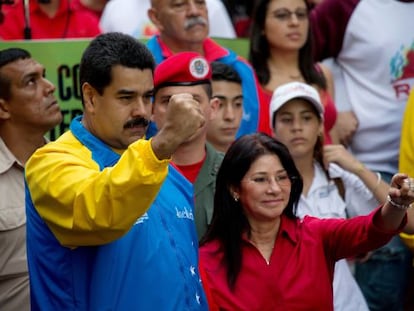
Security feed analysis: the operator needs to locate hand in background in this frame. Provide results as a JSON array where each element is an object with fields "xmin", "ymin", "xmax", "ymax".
[
  {"xmin": 323, "ymin": 144, "xmax": 361, "ymax": 173},
  {"xmin": 336, "ymin": 111, "xmax": 358, "ymax": 147}
]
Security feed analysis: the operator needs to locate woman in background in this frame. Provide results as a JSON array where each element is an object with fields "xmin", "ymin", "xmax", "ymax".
[
  {"xmin": 200, "ymin": 132, "xmax": 414, "ymax": 311},
  {"xmin": 269, "ymin": 81, "xmax": 394, "ymax": 310},
  {"xmin": 249, "ymin": 0, "xmax": 337, "ymax": 143}
]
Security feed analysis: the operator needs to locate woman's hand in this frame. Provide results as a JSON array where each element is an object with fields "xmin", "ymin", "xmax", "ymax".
[
  {"xmin": 381, "ymin": 173, "xmax": 414, "ymax": 231},
  {"xmin": 323, "ymin": 144, "xmax": 362, "ymax": 173},
  {"xmin": 388, "ymin": 174, "xmax": 414, "ymax": 208}
]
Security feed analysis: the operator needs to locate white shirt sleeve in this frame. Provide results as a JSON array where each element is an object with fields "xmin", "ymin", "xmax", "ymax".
[
  {"xmin": 328, "ymin": 163, "xmax": 379, "ymax": 218},
  {"xmin": 207, "ymin": 0, "xmax": 236, "ymax": 38}
]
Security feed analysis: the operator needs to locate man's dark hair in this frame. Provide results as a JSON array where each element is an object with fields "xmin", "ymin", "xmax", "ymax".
[
  {"xmin": 0, "ymin": 48, "xmax": 31, "ymax": 100},
  {"xmin": 211, "ymin": 61, "xmax": 242, "ymax": 85},
  {"xmin": 80, "ymin": 32, "xmax": 156, "ymax": 103}
]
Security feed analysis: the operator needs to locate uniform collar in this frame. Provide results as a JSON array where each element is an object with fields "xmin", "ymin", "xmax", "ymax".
[
  {"xmin": 0, "ymin": 137, "xmax": 22, "ymax": 173},
  {"xmin": 156, "ymin": 36, "xmax": 230, "ymax": 62},
  {"xmin": 278, "ymin": 215, "xmax": 300, "ymax": 245}
]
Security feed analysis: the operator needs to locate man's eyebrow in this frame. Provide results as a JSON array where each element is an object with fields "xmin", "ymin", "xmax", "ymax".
[
  {"xmin": 21, "ymin": 71, "xmax": 40, "ymax": 84},
  {"xmin": 213, "ymin": 94, "xmax": 244, "ymax": 101},
  {"xmin": 192, "ymin": 94, "xmax": 203, "ymax": 101},
  {"xmin": 116, "ymin": 89, "xmax": 137, "ymax": 96},
  {"xmin": 212, "ymin": 95, "xmax": 227, "ymax": 100},
  {"xmin": 159, "ymin": 95, "xmax": 172, "ymax": 101}
]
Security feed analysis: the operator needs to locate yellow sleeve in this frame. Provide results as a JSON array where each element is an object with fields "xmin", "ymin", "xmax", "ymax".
[
  {"xmin": 399, "ymin": 88, "xmax": 414, "ymax": 176},
  {"xmin": 400, "ymin": 233, "xmax": 414, "ymax": 255},
  {"xmin": 25, "ymin": 131, "xmax": 169, "ymax": 247},
  {"xmin": 399, "ymin": 88, "xmax": 414, "ymax": 253}
]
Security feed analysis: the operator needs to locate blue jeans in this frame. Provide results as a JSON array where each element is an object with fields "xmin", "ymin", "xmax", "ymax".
[
  {"xmin": 355, "ymin": 236, "xmax": 412, "ymax": 311},
  {"xmin": 354, "ymin": 171, "xmax": 413, "ymax": 311}
]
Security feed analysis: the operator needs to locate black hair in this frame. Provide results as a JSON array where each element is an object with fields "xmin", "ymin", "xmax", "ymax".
[
  {"xmin": 211, "ymin": 61, "xmax": 242, "ymax": 85},
  {"xmin": 79, "ymin": 32, "xmax": 156, "ymax": 104},
  {"xmin": 200, "ymin": 132, "xmax": 303, "ymax": 289},
  {"xmin": 248, "ymin": 0, "xmax": 326, "ymax": 89},
  {"xmin": 0, "ymin": 48, "xmax": 31, "ymax": 100}
]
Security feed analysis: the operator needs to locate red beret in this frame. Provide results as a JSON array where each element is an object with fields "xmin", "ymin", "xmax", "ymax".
[{"xmin": 154, "ymin": 52, "xmax": 212, "ymax": 89}]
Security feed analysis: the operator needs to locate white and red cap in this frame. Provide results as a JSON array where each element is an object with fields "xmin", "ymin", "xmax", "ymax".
[{"xmin": 269, "ymin": 81, "xmax": 324, "ymax": 127}]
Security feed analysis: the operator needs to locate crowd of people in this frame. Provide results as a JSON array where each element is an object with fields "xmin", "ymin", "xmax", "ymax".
[{"xmin": 1, "ymin": 0, "xmax": 414, "ymax": 310}]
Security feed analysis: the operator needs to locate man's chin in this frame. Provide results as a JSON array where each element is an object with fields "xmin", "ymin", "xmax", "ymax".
[{"xmin": 185, "ymin": 29, "xmax": 208, "ymax": 41}]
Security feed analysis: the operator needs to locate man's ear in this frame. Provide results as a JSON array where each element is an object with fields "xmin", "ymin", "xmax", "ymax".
[
  {"xmin": 209, "ymin": 97, "xmax": 220, "ymax": 121},
  {"xmin": 82, "ymin": 83, "xmax": 97, "ymax": 114},
  {"xmin": 0, "ymin": 98, "xmax": 11, "ymax": 120},
  {"xmin": 147, "ymin": 8, "xmax": 164, "ymax": 32}
]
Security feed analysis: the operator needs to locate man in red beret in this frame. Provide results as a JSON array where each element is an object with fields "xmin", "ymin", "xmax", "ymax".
[{"xmin": 153, "ymin": 51, "xmax": 223, "ymax": 240}]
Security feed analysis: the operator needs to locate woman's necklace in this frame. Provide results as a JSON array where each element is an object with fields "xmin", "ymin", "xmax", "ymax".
[{"xmin": 251, "ymin": 241, "xmax": 274, "ymax": 265}]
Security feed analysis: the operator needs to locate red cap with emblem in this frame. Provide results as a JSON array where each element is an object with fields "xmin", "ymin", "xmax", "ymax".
[{"xmin": 154, "ymin": 52, "xmax": 212, "ymax": 90}]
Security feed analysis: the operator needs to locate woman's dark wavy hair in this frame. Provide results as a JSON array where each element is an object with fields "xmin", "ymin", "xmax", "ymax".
[
  {"xmin": 79, "ymin": 32, "xmax": 155, "ymax": 106},
  {"xmin": 248, "ymin": 0, "xmax": 326, "ymax": 89},
  {"xmin": 200, "ymin": 133, "xmax": 303, "ymax": 290}
]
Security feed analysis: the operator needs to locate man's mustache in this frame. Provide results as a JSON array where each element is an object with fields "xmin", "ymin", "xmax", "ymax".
[
  {"xmin": 184, "ymin": 17, "xmax": 208, "ymax": 30},
  {"xmin": 124, "ymin": 117, "xmax": 150, "ymax": 128}
]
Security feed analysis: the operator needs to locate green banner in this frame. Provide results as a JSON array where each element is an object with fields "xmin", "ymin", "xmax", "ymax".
[{"xmin": 0, "ymin": 38, "xmax": 249, "ymax": 139}]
